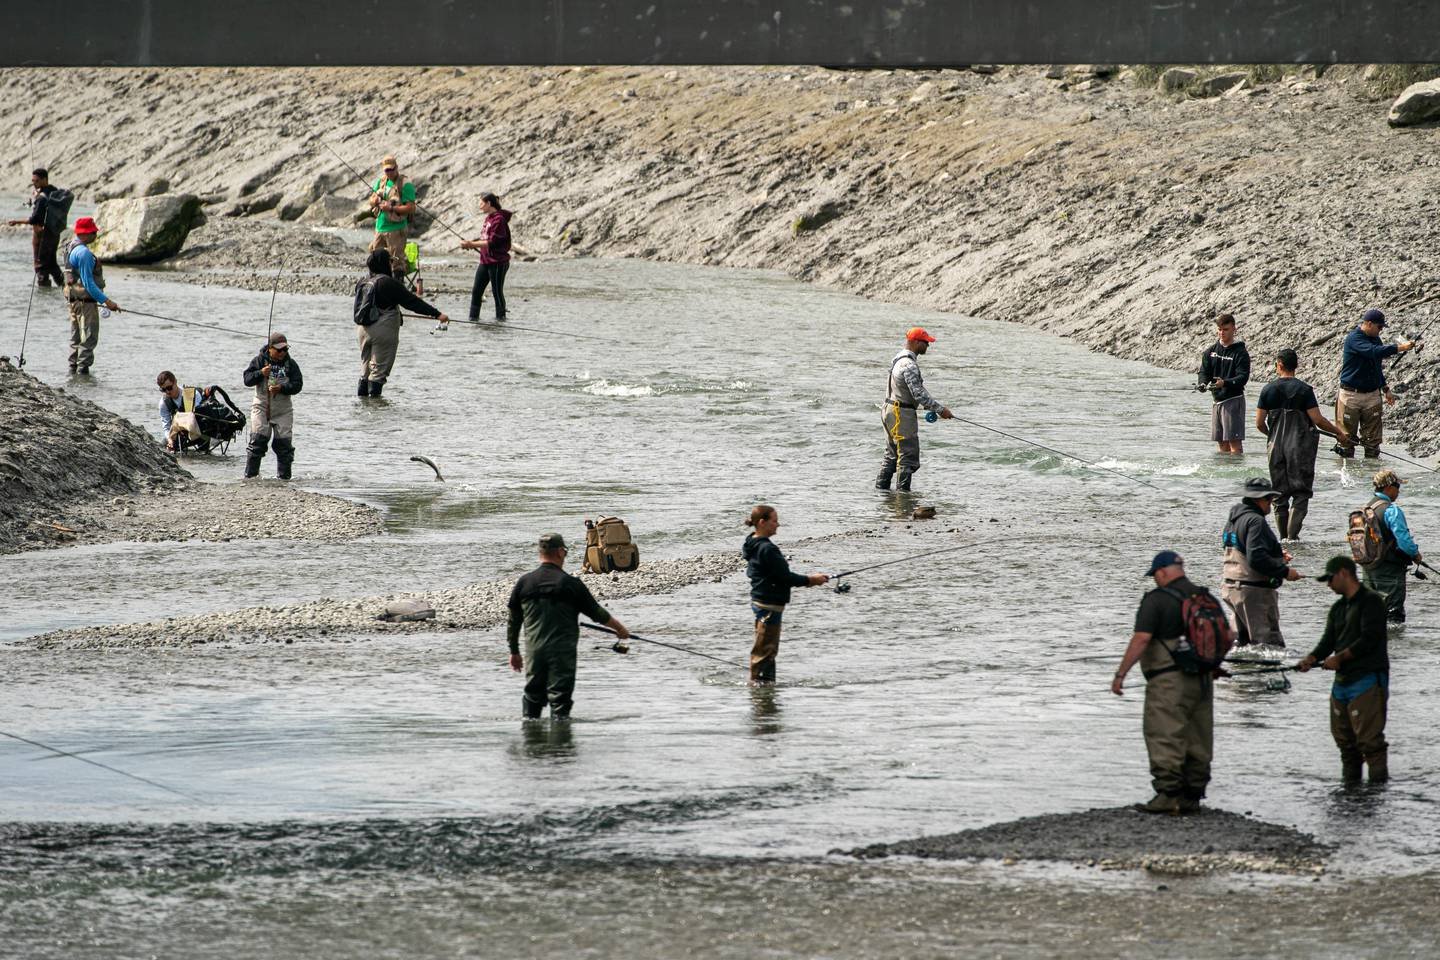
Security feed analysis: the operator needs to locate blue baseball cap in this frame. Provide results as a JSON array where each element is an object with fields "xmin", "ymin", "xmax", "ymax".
[
  {"xmin": 1362, "ymin": 308, "xmax": 1386, "ymax": 327},
  {"xmin": 1144, "ymin": 550, "xmax": 1184, "ymax": 577}
]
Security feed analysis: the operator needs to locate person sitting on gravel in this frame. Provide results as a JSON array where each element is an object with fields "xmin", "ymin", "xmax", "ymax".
[
  {"xmin": 507, "ymin": 532, "xmax": 631, "ymax": 720},
  {"xmin": 1111, "ymin": 551, "xmax": 1214, "ymax": 815},
  {"xmin": 156, "ymin": 370, "xmax": 216, "ymax": 452},
  {"xmin": 242, "ymin": 331, "xmax": 302, "ymax": 480},
  {"xmin": 1334, "ymin": 309, "xmax": 1420, "ymax": 460}
]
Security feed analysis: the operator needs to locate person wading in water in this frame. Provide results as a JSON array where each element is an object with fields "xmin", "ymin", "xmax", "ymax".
[
  {"xmin": 1254, "ymin": 348, "xmax": 1349, "ymax": 540},
  {"xmin": 742, "ymin": 505, "xmax": 829, "ymax": 684},
  {"xmin": 1197, "ymin": 313, "xmax": 1249, "ymax": 455},
  {"xmin": 459, "ymin": 193, "xmax": 512, "ymax": 321},
  {"xmin": 876, "ymin": 327, "xmax": 952, "ymax": 492}
]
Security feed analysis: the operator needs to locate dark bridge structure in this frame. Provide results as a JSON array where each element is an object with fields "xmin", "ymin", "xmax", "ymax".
[{"xmin": 5, "ymin": 0, "xmax": 1439, "ymax": 66}]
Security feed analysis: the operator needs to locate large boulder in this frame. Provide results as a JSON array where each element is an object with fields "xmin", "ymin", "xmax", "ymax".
[
  {"xmin": 1389, "ymin": 80, "xmax": 1440, "ymax": 127},
  {"xmin": 90, "ymin": 193, "xmax": 203, "ymax": 263},
  {"xmin": 1157, "ymin": 67, "xmax": 1198, "ymax": 93},
  {"xmin": 1194, "ymin": 71, "xmax": 1248, "ymax": 97}
]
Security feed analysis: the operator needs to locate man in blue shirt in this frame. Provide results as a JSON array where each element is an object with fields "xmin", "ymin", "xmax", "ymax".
[
  {"xmin": 61, "ymin": 216, "xmax": 121, "ymax": 374},
  {"xmin": 1358, "ymin": 469, "xmax": 1422, "ymax": 623},
  {"xmin": 1335, "ymin": 309, "xmax": 1418, "ymax": 459}
]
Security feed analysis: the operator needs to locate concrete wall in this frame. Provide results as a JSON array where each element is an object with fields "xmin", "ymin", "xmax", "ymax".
[{"xmin": 9, "ymin": 0, "xmax": 1440, "ymax": 66}]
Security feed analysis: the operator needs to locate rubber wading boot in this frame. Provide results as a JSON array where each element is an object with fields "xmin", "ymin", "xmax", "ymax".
[
  {"xmin": 1366, "ymin": 749, "xmax": 1389, "ymax": 784},
  {"xmin": 368, "ymin": 381, "xmax": 383, "ymax": 398},
  {"xmin": 357, "ymin": 379, "xmax": 370, "ymax": 397},
  {"xmin": 1135, "ymin": 793, "xmax": 1181, "ymax": 815},
  {"xmin": 1341, "ymin": 758, "xmax": 1364, "ymax": 784},
  {"xmin": 1286, "ymin": 501, "xmax": 1309, "ymax": 540},
  {"xmin": 896, "ymin": 471, "xmax": 913, "ymax": 493},
  {"xmin": 1364, "ymin": 447, "xmax": 1381, "ymax": 459},
  {"xmin": 1275, "ymin": 507, "xmax": 1290, "ymax": 539},
  {"xmin": 875, "ymin": 466, "xmax": 895, "ymax": 490},
  {"xmin": 1178, "ymin": 791, "xmax": 1203, "ymax": 815},
  {"xmin": 272, "ymin": 437, "xmax": 295, "ymax": 481},
  {"xmin": 243, "ymin": 435, "xmax": 266, "ymax": 479}
]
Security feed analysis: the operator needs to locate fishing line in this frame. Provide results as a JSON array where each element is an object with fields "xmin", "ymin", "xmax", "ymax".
[
  {"xmin": 944, "ymin": 414, "xmax": 1164, "ymax": 491},
  {"xmin": 16, "ymin": 274, "xmax": 37, "ymax": 368},
  {"xmin": 123, "ymin": 308, "xmax": 301, "ymax": 344},
  {"xmin": 320, "ymin": 142, "xmax": 477, "ymax": 251},
  {"xmin": 406, "ymin": 313, "xmax": 610, "ymax": 343},
  {"xmin": 581, "ymin": 622, "xmax": 746, "ymax": 668},
  {"xmin": 0, "ymin": 729, "xmax": 202, "ymax": 803},
  {"xmin": 830, "ymin": 539, "xmax": 981, "ymax": 587}
]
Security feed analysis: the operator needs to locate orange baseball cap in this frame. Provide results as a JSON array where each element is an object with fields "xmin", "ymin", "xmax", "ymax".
[{"xmin": 905, "ymin": 327, "xmax": 936, "ymax": 343}]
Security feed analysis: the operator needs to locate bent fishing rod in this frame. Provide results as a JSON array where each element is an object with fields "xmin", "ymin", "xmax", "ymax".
[
  {"xmin": 943, "ymin": 414, "xmax": 1164, "ymax": 491},
  {"xmin": 829, "ymin": 539, "xmax": 981, "ymax": 592},
  {"xmin": 404, "ymin": 312, "xmax": 611, "ymax": 343},
  {"xmin": 320, "ymin": 142, "xmax": 477, "ymax": 251},
  {"xmin": 0, "ymin": 729, "xmax": 201, "ymax": 803},
  {"xmin": 581, "ymin": 622, "xmax": 747, "ymax": 669},
  {"xmin": 265, "ymin": 263, "xmax": 284, "ymax": 341},
  {"xmin": 16, "ymin": 274, "xmax": 37, "ymax": 368},
  {"xmin": 123, "ymin": 308, "xmax": 305, "ymax": 345}
]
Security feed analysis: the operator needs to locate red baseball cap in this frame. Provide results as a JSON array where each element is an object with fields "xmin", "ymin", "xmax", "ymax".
[
  {"xmin": 73, "ymin": 216, "xmax": 98, "ymax": 235},
  {"xmin": 905, "ymin": 327, "xmax": 936, "ymax": 343}
]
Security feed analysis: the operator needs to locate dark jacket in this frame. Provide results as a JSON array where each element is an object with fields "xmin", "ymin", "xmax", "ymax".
[
  {"xmin": 744, "ymin": 535, "xmax": 809, "ymax": 605},
  {"xmin": 1198, "ymin": 340, "xmax": 1250, "ymax": 402},
  {"xmin": 1222, "ymin": 501, "xmax": 1289, "ymax": 582},
  {"xmin": 1307, "ymin": 586, "xmax": 1389, "ymax": 684},
  {"xmin": 479, "ymin": 209, "xmax": 512, "ymax": 265},
  {"xmin": 1340, "ymin": 327, "xmax": 1398, "ymax": 393},
  {"xmin": 243, "ymin": 348, "xmax": 303, "ymax": 395},
  {"xmin": 506, "ymin": 561, "xmax": 610, "ymax": 655}
]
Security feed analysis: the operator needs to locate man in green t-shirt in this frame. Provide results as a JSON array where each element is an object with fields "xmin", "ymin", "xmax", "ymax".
[{"xmin": 368, "ymin": 154, "xmax": 415, "ymax": 280}]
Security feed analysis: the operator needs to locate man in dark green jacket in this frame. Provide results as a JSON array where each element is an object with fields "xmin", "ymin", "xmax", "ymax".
[
  {"xmin": 506, "ymin": 532, "xmax": 630, "ymax": 719},
  {"xmin": 1298, "ymin": 556, "xmax": 1391, "ymax": 784}
]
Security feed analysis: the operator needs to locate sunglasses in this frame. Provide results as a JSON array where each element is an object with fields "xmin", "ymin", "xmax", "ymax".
[
  {"xmin": 382, "ymin": 168, "xmax": 397, "ymax": 175},
  {"xmin": 159, "ymin": 383, "xmax": 177, "ymax": 393},
  {"xmin": 271, "ymin": 344, "xmax": 289, "ymax": 352}
]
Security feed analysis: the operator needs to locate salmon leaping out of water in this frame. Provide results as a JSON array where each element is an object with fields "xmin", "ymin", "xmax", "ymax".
[{"xmin": 410, "ymin": 455, "xmax": 444, "ymax": 481}]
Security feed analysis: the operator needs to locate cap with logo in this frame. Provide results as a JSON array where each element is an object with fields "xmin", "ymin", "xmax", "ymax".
[{"xmin": 1315, "ymin": 555, "xmax": 1358, "ymax": 582}]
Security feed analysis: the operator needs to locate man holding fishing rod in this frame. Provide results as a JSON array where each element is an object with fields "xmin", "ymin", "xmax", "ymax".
[
  {"xmin": 876, "ymin": 327, "xmax": 952, "ymax": 493},
  {"xmin": 507, "ymin": 532, "xmax": 631, "ymax": 719},
  {"xmin": 61, "ymin": 216, "xmax": 121, "ymax": 373},
  {"xmin": 1334, "ymin": 309, "xmax": 1421, "ymax": 460},
  {"xmin": 368, "ymin": 155, "xmax": 415, "ymax": 281}
]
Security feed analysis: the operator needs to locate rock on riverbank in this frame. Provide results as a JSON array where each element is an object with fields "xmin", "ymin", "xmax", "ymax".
[
  {"xmin": 24, "ymin": 552, "xmax": 744, "ymax": 648},
  {"xmin": 0, "ymin": 361, "xmax": 382, "ymax": 554},
  {"xmin": 847, "ymin": 805, "xmax": 1331, "ymax": 875},
  {"xmin": 5, "ymin": 65, "xmax": 1440, "ymax": 450}
]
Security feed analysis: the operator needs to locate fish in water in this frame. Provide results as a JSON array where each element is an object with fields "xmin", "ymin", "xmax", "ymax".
[{"xmin": 410, "ymin": 455, "xmax": 444, "ymax": 481}]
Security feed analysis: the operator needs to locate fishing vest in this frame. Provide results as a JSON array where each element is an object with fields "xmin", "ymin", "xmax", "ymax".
[
  {"xmin": 1222, "ymin": 514, "xmax": 1280, "ymax": 589},
  {"xmin": 374, "ymin": 176, "xmax": 408, "ymax": 229},
  {"xmin": 61, "ymin": 238, "xmax": 105, "ymax": 302},
  {"xmin": 886, "ymin": 353, "xmax": 920, "ymax": 408}
]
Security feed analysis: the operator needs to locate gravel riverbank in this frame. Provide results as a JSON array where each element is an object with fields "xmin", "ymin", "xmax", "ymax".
[
  {"xmin": 848, "ymin": 805, "xmax": 1332, "ymax": 875},
  {"xmin": 5, "ymin": 64, "xmax": 1439, "ymax": 449}
]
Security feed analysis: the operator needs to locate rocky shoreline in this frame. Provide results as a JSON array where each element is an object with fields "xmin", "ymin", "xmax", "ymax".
[{"xmin": 5, "ymin": 64, "xmax": 1440, "ymax": 451}]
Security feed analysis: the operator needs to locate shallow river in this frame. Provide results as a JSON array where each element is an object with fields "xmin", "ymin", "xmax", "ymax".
[{"xmin": 1, "ymin": 223, "xmax": 1438, "ymax": 958}]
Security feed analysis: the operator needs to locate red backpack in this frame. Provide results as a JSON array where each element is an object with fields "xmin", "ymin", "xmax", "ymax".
[{"xmin": 1161, "ymin": 586, "xmax": 1235, "ymax": 673}]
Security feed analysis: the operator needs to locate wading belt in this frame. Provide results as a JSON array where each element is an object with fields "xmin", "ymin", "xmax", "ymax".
[
  {"xmin": 1223, "ymin": 578, "xmax": 1275, "ymax": 588},
  {"xmin": 1142, "ymin": 664, "xmax": 1181, "ymax": 680}
]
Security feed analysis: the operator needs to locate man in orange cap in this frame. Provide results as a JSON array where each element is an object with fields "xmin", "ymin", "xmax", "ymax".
[
  {"xmin": 877, "ymin": 327, "xmax": 952, "ymax": 492},
  {"xmin": 62, "ymin": 216, "xmax": 121, "ymax": 374}
]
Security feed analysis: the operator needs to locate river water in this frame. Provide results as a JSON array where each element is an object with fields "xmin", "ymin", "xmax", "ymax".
[{"xmin": 2, "ymin": 221, "xmax": 1438, "ymax": 958}]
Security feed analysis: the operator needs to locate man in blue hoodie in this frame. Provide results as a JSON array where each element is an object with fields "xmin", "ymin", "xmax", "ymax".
[
  {"xmin": 1221, "ymin": 478, "xmax": 1302, "ymax": 646},
  {"xmin": 1335, "ymin": 309, "xmax": 1419, "ymax": 459}
]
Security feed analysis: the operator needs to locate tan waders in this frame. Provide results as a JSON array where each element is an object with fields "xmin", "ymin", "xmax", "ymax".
[
  {"xmin": 1141, "ymin": 670, "xmax": 1213, "ymax": 810},
  {"xmin": 1331, "ymin": 682, "xmax": 1388, "ymax": 784},
  {"xmin": 357, "ymin": 311, "xmax": 401, "ymax": 391},
  {"xmin": 1222, "ymin": 545, "xmax": 1284, "ymax": 646},
  {"xmin": 66, "ymin": 297, "xmax": 100, "ymax": 371},
  {"xmin": 749, "ymin": 604, "xmax": 784, "ymax": 684},
  {"xmin": 1336, "ymin": 388, "xmax": 1384, "ymax": 458}
]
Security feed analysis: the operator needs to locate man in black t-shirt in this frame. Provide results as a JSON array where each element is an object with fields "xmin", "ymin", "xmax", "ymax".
[
  {"xmin": 1255, "ymin": 349, "xmax": 1349, "ymax": 540},
  {"xmin": 1111, "ymin": 550, "xmax": 1214, "ymax": 815},
  {"xmin": 5, "ymin": 169, "xmax": 65, "ymax": 287}
]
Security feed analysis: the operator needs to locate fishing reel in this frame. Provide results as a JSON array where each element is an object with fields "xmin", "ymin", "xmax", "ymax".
[
  {"xmin": 833, "ymin": 581, "xmax": 852, "ymax": 594},
  {"xmin": 430, "ymin": 322, "xmax": 448, "ymax": 335},
  {"xmin": 610, "ymin": 640, "xmax": 630, "ymax": 654},
  {"xmin": 924, "ymin": 410, "xmax": 938, "ymax": 423}
]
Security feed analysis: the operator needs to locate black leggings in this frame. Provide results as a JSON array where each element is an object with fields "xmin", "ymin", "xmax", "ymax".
[{"xmin": 468, "ymin": 261, "xmax": 509, "ymax": 319}]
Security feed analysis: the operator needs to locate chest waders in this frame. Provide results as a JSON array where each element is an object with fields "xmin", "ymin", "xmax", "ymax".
[
  {"xmin": 877, "ymin": 355, "xmax": 922, "ymax": 491},
  {"xmin": 61, "ymin": 239, "xmax": 105, "ymax": 370},
  {"xmin": 1220, "ymin": 529, "xmax": 1284, "ymax": 648},
  {"xmin": 1266, "ymin": 407, "xmax": 1319, "ymax": 538}
]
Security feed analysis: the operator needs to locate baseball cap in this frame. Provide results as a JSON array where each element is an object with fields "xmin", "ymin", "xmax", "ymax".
[
  {"xmin": 1372, "ymin": 469, "xmax": 1405, "ymax": 490},
  {"xmin": 1315, "ymin": 555, "xmax": 1357, "ymax": 582},
  {"xmin": 381, "ymin": 155, "xmax": 399, "ymax": 169},
  {"xmin": 1144, "ymin": 550, "xmax": 1184, "ymax": 577},
  {"xmin": 538, "ymin": 532, "xmax": 567, "ymax": 551},
  {"xmin": 73, "ymin": 216, "xmax": 98, "ymax": 234},
  {"xmin": 1241, "ymin": 477, "xmax": 1282, "ymax": 500},
  {"xmin": 1362, "ymin": 308, "xmax": 1386, "ymax": 327},
  {"xmin": 905, "ymin": 327, "xmax": 936, "ymax": 343}
]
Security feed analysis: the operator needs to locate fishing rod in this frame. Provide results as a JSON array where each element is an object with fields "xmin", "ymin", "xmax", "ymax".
[
  {"xmin": 406, "ymin": 313, "xmax": 611, "ymax": 343},
  {"xmin": 943, "ymin": 414, "xmax": 1164, "ymax": 491},
  {"xmin": 320, "ymin": 142, "xmax": 476, "ymax": 250},
  {"xmin": 123, "ymin": 308, "xmax": 303, "ymax": 345},
  {"xmin": 0, "ymin": 729, "xmax": 201, "ymax": 803},
  {"xmin": 829, "ymin": 539, "xmax": 980, "ymax": 592},
  {"xmin": 264, "ymin": 263, "xmax": 284, "ymax": 340},
  {"xmin": 16, "ymin": 274, "xmax": 37, "ymax": 368},
  {"xmin": 1375, "ymin": 447, "xmax": 1440, "ymax": 474},
  {"xmin": 581, "ymin": 622, "xmax": 746, "ymax": 669}
]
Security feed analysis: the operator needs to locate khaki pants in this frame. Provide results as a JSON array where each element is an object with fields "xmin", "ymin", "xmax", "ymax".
[
  {"xmin": 357, "ymin": 312, "xmax": 401, "ymax": 383},
  {"xmin": 369, "ymin": 230, "xmax": 407, "ymax": 277},
  {"xmin": 1143, "ymin": 670, "xmax": 1213, "ymax": 798},
  {"xmin": 66, "ymin": 297, "xmax": 100, "ymax": 369},
  {"xmin": 1221, "ymin": 582, "xmax": 1284, "ymax": 647},
  {"xmin": 749, "ymin": 604, "xmax": 784, "ymax": 683},
  {"xmin": 1330, "ymin": 682, "xmax": 1388, "ymax": 768},
  {"xmin": 1336, "ymin": 388, "xmax": 1383, "ymax": 455}
]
